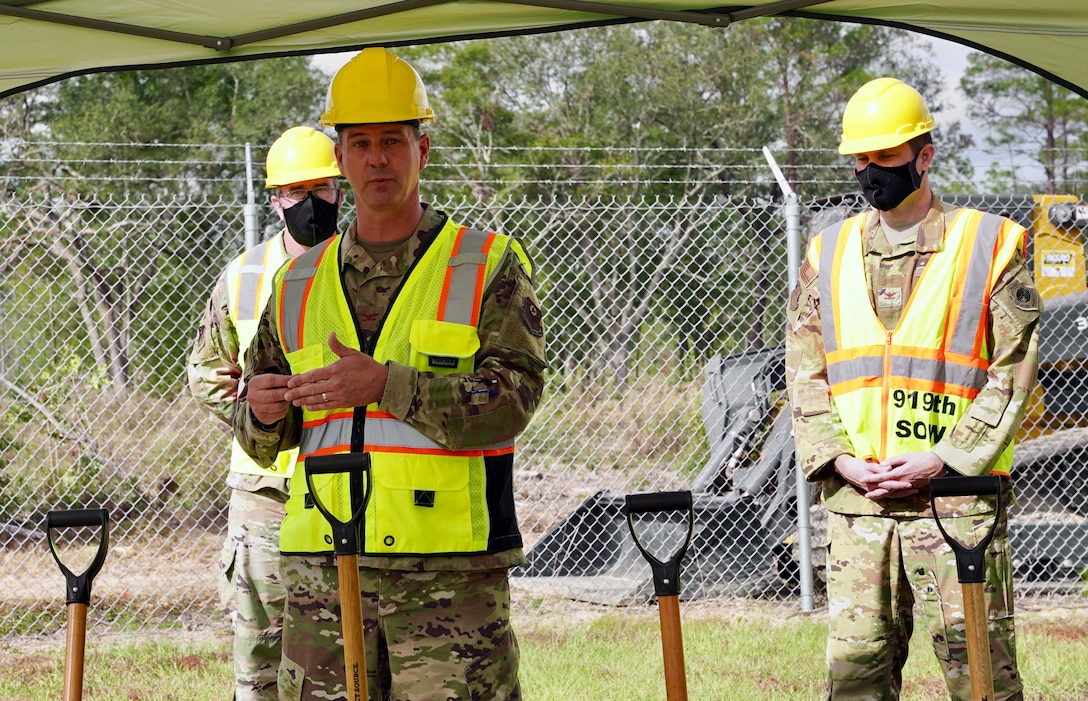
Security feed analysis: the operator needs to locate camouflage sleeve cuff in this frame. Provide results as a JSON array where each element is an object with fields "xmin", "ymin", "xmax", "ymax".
[
  {"xmin": 801, "ymin": 439, "xmax": 853, "ymax": 482},
  {"xmin": 931, "ymin": 440, "xmax": 991, "ymax": 477},
  {"xmin": 233, "ymin": 403, "xmax": 299, "ymax": 467},
  {"xmin": 378, "ymin": 361, "xmax": 417, "ymax": 421}
]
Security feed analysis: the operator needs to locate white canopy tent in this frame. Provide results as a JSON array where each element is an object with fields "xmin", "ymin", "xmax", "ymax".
[{"xmin": 0, "ymin": 1, "xmax": 1085, "ymax": 98}]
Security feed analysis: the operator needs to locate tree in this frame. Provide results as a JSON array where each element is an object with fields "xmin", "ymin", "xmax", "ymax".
[
  {"xmin": 962, "ymin": 52, "xmax": 1088, "ymax": 194},
  {"xmin": 408, "ymin": 19, "xmax": 965, "ymax": 201},
  {"xmin": 0, "ymin": 58, "xmax": 327, "ymax": 393},
  {"xmin": 42, "ymin": 57, "xmax": 326, "ymax": 198},
  {"xmin": 403, "ymin": 20, "xmax": 961, "ymax": 388}
]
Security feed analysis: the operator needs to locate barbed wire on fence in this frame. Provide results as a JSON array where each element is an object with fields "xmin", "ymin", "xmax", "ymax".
[{"xmin": 3, "ymin": 141, "xmax": 1086, "ymax": 190}]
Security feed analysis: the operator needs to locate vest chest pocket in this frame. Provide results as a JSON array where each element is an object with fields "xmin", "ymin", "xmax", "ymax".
[
  {"xmin": 409, "ymin": 320, "xmax": 480, "ymax": 376},
  {"xmin": 285, "ymin": 343, "xmax": 329, "ymax": 374}
]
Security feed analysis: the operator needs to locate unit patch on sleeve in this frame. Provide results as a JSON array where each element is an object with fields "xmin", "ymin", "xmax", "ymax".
[
  {"xmin": 1013, "ymin": 283, "xmax": 1039, "ymax": 311},
  {"xmin": 788, "ymin": 284, "xmax": 801, "ymax": 312},
  {"xmin": 522, "ymin": 298, "xmax": 543, "ymax": 337},
  {"xmin": 799, "ymin": 259, "xmax": 817, "ymax": 286}
]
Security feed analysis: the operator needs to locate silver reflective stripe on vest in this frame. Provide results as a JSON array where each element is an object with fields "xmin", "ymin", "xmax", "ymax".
[
  {"xmin": 817, "ymin": 219, "xmax": 849, "ymax": 355},
  {"xmin": 281, "ymin": 228, "xmax": 515, "ymax": 456},
  {"xmin": 442, "ymin": 229, "xmax": 492, "ymax": 325},
  {"xmin": 821, "ymin": 211, "xmax": 996, "ymax": 393},
  {"xmin": 298, "ymin": 415, "xmax": 354, "ymax": 456},
  {"xmin": 364, "ymin": 413, "xmax": 513, "ymax": 453},
  {"xmin": 947, "ymin": 212, "xmax": 1003, "ymax": 356},
  {"xmin": 232, "ymin": 239, "xmax": 273, "ymax": 321},
  {"xmin": 827, "ymin": 354, "xmax": 986, "ymax": 390},
  {"xmin": 892, "ymin": 355, "xmax": 987, "ymax": 389},
  {"xmin": 826, "ymin": 356, "xmax": 883, "ymax": 387}
]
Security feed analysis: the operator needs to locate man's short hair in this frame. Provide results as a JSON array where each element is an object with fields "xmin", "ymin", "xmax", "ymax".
[{"xmin": 907, "ymin": 132, "xmax": 933, "ymax": 155}]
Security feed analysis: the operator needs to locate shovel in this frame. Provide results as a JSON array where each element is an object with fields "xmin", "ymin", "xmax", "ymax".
[
  {"xmin": 929, "ymin": 475, "xmax": 1003, "ymax": 701},
  {"xmin": 45, "ymin": 507, "xmax": 110, "ymax": 701},
  {"xmin": 623, "ymin": 490, "xmax": 695, "ymax": 701},
  {"xmin": 305, "ymin": 453, "xmax": 373, "ymax": 701}
]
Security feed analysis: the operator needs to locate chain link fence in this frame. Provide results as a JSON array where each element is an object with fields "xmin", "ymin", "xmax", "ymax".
[{"xmin": 1, "ymin": 143, "xmax": 1086, "ymax": 641}]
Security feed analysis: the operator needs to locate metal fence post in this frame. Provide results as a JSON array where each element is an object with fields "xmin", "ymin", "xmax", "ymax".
[
  {"xmin": 763, "ymin": 146, "xmax": 814, "ymax": 612},
  {"xmin": 244, "ymin": 142, "xmax": 259, "ymax": 249}
]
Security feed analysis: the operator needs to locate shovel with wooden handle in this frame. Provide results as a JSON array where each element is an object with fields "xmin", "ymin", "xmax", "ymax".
[
  {"xmin": 46, "ymin": 507, "xmax": 110, "ymax": 701},
  {"xmin": 929, "ymin": 474, "xmax": 1003, "ymax": 701},
  {"xmin": 623, "ymin": 490, "xmax": 695, "ymax": 701},
  {"xmin": 305, "ymin": 453, "xmax": 373, "ymax": 701}
]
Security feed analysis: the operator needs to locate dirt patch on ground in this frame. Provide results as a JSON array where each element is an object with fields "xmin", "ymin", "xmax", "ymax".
[{"xmin": 5, "ymin": 468, "xmax": 1086, "ymax": 645}]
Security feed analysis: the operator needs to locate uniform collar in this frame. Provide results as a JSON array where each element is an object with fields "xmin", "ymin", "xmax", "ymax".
[
  {"xmin": 341, "ymin": 204, "xmax": 447, "ymax": 274},
  {"xmin": 861, "ymin": 195, "xmax": 958, "ymax": 256}
]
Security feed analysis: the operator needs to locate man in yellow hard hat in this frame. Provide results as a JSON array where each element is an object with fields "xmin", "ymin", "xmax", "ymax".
[
  {"xmin": 234, "ymin": 48, "xmax": 546, "ymax": 700},
  {"xmin": 785, "ymin": 77, "xmax": 1035, "ymax": 700},
  {"xmin": 188, "ymin": 125, "xmax": 343, "ymax": 701}
]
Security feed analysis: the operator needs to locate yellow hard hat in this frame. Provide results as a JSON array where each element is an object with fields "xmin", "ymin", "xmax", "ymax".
[
  {"xmin": 265, "ymin": 126, "xmax": 341, "ymax": 188},
  {"xmin": 319, "ymin": 48, "xmax": 436, "ymax": 127},
  {"xmin": 838, "ymin": 77, "xmax": 935, "ymax": 155}
]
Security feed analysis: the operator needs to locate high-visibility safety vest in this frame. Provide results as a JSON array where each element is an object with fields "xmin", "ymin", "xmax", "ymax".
[
  {"xmin": 274, "ymin": 220, "xmax": 530, "ymax": 556},
  {"xmin": 224, "ymin": 234, "xmax": 298, "ymax": 478},
  {"xmin": 809, "ymin": 209, "xmax": 1026, "ymax": 474}
]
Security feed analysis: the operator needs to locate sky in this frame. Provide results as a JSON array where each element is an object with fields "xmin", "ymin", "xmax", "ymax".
[
  {"xmin": 927, "ymin": 36, "xmax": 977, "ymax": 124},
  {"xmin": 311, "ymin": 51, "xmax": 355, "ymax": 76}
]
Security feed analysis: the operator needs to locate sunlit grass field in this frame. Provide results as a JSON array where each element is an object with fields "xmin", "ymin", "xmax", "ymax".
[{"xmin": 2, "ymin": 602, "xmax": 1085, "ymax": 700}]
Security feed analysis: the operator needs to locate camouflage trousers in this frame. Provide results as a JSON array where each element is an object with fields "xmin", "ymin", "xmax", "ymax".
[
  {"xmin": 220, "ymin": 488, "xmax": 289, "ymax": 701},
  {"xmin": 277, "ymin": 559, "xmax": 521, "ymax": 701},
  {"xmin": 825, "ymin": 510, "xmax": 1022, "ymax": 701}
]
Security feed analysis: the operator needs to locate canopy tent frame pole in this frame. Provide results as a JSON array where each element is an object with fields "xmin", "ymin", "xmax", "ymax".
[{"xmin": 0, "ymin": 0, "xmax": 831, "ymax": 52}]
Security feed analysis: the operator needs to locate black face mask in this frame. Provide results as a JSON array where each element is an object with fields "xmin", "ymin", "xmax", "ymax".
[
  {"xmin": 855, "ymin": 151, "xmax": 925, "ymax": 211},
  {"xmin": 282, "ymin": 192, "xmax": 339, "ymax": 247}
]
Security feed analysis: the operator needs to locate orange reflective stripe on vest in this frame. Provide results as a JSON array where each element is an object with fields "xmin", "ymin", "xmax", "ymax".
[
  {"xmin": 229, "ymin": 238, "xmax": 284, "ymax": 323},
  {"xmin": 276, "ymin": 235, "xmax": 338, "ymax": 356}
]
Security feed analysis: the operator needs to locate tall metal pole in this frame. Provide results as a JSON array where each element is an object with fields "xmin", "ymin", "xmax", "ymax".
[
  {"xmin": 244, "ymin": 142, "xmax": 259, "ymax": 249},
  {"xmin": 762, "ymin": 146, "xmax": 814, "ymax": 612}
]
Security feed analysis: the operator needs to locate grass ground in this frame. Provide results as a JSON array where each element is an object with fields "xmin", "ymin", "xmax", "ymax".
[{"xmin": 1, "ymin": 601, "xmax": 1085, "ymax": 700}]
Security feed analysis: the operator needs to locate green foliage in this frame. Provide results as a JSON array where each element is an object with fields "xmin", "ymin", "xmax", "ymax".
[
  {"xmin": 0, "ymin": 360, "xmax": 228, "ymax": 525},
  {"xmin": 0, "ymin": 60, "xmax": 312, "ymax": 400},
  {"xmin": 0, "ymin": 194, "xmax": 243, "ymax": 396},
  {"xmin": 962, "ymin": 52, "xmax": 1088, "ymax": 193},
  {"xmin": 522, "ymin": 373, "xmax": 706, "ymax": 477},
  {"xmin": 406, "ymin": 19, "xmax": 963, "ymax": 201},
  {"xmin": 29, "ymin": 57, "xmax": 326, "ymax": 199}
]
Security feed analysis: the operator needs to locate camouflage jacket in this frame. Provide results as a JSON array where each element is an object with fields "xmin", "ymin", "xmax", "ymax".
[
  {"xmin": 233, "ymin": 205, "xmax": 548, "ymax": 569},
  {"xmin": 187, "ymin": 232, "xmax": 290, "ymax": 494},
  {"xmin": 785, "ymin": 196, "xmax": 1041, "ymax": 516}
]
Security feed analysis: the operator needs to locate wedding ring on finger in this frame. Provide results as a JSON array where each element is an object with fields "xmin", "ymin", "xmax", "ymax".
[{"xmin": 322, "ymin": 392, "xmax": 328, "ymax": 403}]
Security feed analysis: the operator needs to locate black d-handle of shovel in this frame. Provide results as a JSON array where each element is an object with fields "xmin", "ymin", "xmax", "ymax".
[
  {"xmin": 929, "ymin": 475, "xmax": 1002, "ymax": 584},
  {"xmin": 305, "ymin": 453, "xmax": 372, "ymax": 555},
  {"xmin": 45, "ymin": 508, "xmax": 110, "ymax": 606},
  {"xmin": 623, "ymin": 491, "xmax": 694, "ymax": 597}
]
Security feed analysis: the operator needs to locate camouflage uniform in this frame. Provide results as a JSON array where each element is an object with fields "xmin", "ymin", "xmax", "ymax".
[
  {"xmin": 188, "ymin": 234, "xmax": 292, "ymax": 701},
  {"xmin": 234, "ymin": 204, "xmax": 547, "ymax": 701},
  {"xmin": 785, "ymin": 197, "xmax": 1039, "ymax": 701}
]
